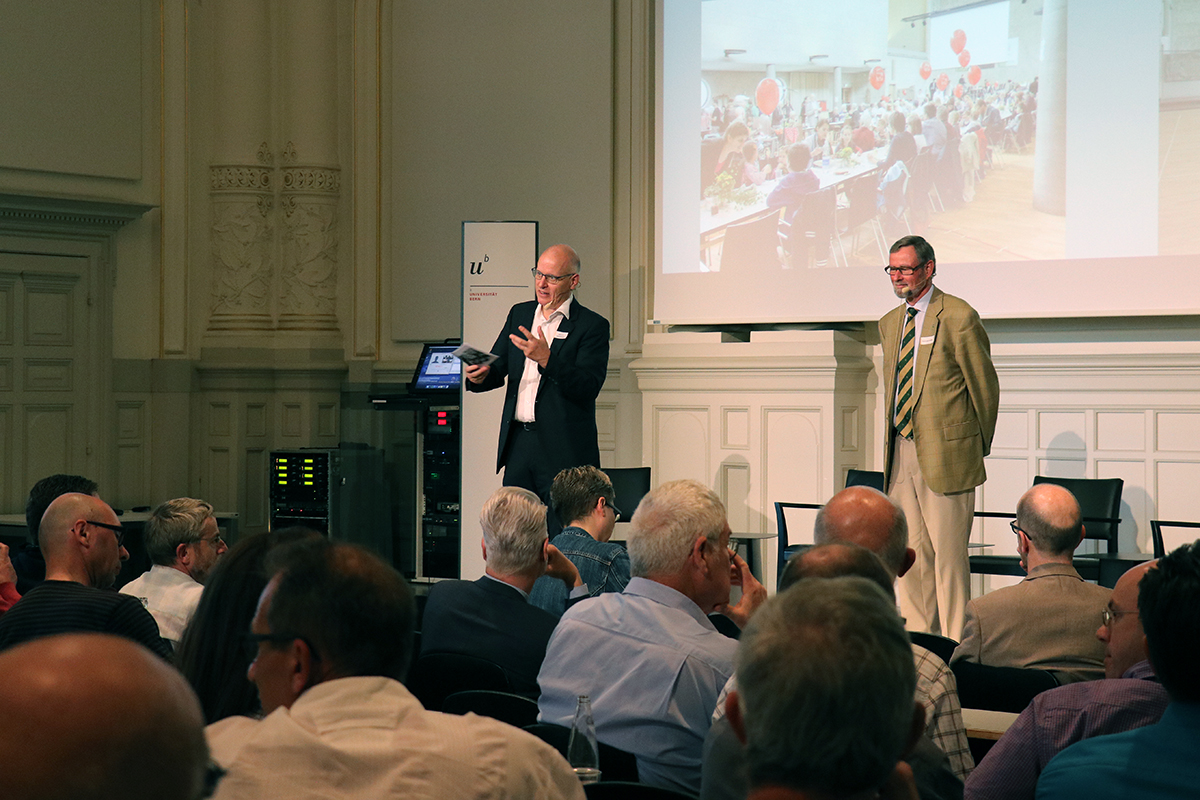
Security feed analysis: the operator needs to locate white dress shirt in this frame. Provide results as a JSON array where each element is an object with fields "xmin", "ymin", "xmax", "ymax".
[
  {"xmin": 118, "ymin": 564, "xmax": 204, "ymax": 644},
  {"xmin": 515, "ymin": 295, "xmax": 573, "ymax": 423}
]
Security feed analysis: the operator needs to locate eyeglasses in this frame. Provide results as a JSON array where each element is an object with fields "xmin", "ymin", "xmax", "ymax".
[
  {"xmin": 86, "ymin": 520, "xmax": 125, "ymax": 548},
  {"xmin": 242, "ymin": 632, "xmax": 319, "ymax": 663},
  {"xmin": 727, "ymin": 540, "xmax": 740, "ymax": 559},
  {"xmin": 531, "ymin": 268, "xmax": 577, "ymax": 285},
  {"xmin": 607, "ymin": 501, "xmax": 623, "ymax": 523},
  {"xmin": 193, "ymin": 534, "xmax": 226, "ymax": 549},
  {"xmin": 1101, "ymin": 606, "xmax": 1136, "ymax": 628},
  {"xmin": 883, "ymin": 263, "xmax": 929, "ymax": 276},
  {"xmin": 1009, "ymin": 520, "xmax": 1025, "ymax": 537}
]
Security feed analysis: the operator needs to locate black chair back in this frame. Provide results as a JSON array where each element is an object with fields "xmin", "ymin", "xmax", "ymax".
[
  {"xmin": 523, "ymin": 723, "xmax": 640, "ymax": 783},
  {"xmin": 773, "ymin": 501, "xmax": 822, "ymax": 583},
  {"xmin": 1150, "ymin": 519, "xmax": 1200, "ymax": 559},
  {"xmin": 407, "ymin": 652, "xmax": 511, "ymax": 711},
  {"xmin": 908, "ymin": 631, "xmax": 958, "ymax": 664},
  {"xmin": 606, "ymin": 467, "xmax": 652, "ymax": 520},
  {"xmin": 952, "ymin": 660, "xmax": 1058, "ymax": 713},
  {"xmin": 1032, "ymin": 476, "xmax": 1123, "ymax": 553},
  {"xmin": 442, "ymin": 690, "xmax": 539, "ymax": 729},
  {"xmin": 845, "ymin": 469, "xmax": 885, "ymax": 492}
]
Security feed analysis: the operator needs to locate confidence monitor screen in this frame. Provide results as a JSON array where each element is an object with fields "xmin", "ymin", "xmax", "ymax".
[
  {"xmin": 411, "ymin": 344, "xmax": 462, "ymax": 393},
  {"xmin": 658, "ymin": 0, "xmax": 1200, "ymax": 324}
]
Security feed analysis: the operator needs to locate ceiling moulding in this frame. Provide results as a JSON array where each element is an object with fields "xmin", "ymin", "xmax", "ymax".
[{"xmin": 0, "ymin": 192, "xmax": 155, "ymax": 230}]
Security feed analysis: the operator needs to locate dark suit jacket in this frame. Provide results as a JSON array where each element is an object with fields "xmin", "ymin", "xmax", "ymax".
[
  {"xmin": 420, "ymin": 576, "xmax": 562, "ymax": 699},
  {"xmin": 881, "ymin": 287, "xmax": 999, "ymax": 495},
  {"xmin": 466, "ymin": 298, "xmax": 609, "ymax": 474}
]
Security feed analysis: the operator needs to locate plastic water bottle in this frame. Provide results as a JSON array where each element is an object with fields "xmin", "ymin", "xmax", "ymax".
[{"xmin": 567, "ymin": 694, "xmax": 601, "ymax": 784}]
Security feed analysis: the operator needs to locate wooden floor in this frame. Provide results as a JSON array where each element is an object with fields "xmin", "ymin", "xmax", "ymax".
[{"xmin": 840, "ymin": 107, "xmax": 1199, "ymax": 265}]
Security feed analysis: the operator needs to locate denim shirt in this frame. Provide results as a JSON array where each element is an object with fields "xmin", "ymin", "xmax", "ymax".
[{"xmin": 529, "ymin": 527, "xmax": 631, "ymax": 617}]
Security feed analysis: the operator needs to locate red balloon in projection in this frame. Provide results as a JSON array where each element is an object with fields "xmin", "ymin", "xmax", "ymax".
[
  {"xmin": 920, "ymin": 61, "xmax": 932, "ymax": 80},
  {"xmin": 968, "ymin": 65, "xmax": 982, "ymax": 85},
  {"xmin": 869, "ymin": 66, "xmax": 885, "ymax": 90},
  {"xmin": 954, "ymin": 85, "xmax": 964, "ymax": 98},
  {"xmin": 936, "ymin": 73, "xmax": 950, "ymax": 91},
  {"xmin": 951, "ymin": 29, "xmax": 967, "ymax": 54},
  {"xmin": 958, "ymin": 49, "xmax": 971, "ymax": 68},
  {"xmin": 755, "ymin": 77, "xmax": 779, "ymax": 115}
]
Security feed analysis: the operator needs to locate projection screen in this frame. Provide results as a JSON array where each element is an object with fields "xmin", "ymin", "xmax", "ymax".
[{"xmin": 657, "ymin": 0, "xmax": 1200, "ymax": 324}]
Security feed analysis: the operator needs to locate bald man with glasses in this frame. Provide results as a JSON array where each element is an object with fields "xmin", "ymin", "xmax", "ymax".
[
  {"xmin": 0, "ymin": 492, "xmax": 171, "ymax": 660},
  {"xmin": 465, "ymin": 244, "xmax": 610, "ymax": 526}
]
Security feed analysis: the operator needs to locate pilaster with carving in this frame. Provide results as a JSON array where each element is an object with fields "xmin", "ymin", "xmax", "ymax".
[
  {"xmin": 208, "ymin": 154, "xmax": 275, "ymax": 330},
  {"xmin": 279, "ymin": 144, "xmax": 340, "ymax": 331}
]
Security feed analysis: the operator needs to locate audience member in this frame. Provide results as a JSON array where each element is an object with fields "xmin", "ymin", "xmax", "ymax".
[
  {"xmin": 0, "ymin": 633, "xmax": 211, "ymax": 800},
  {"xmin": 538, "ymin": 479, "xmax": 766, "ymax": 795},
  {"xmin": 206, "ymin": 538, "xmax": 584, "ymax": 799},
  {"xmin": 922, "ymin": 102, "xmax": 948, "ymax": 159},
  {"xmin": 726, "ymin": 577, "xmax": 925, "ymax": 800},
  {"xmin": 120, "ymin": 497, "xmax": 228, "ymax": 645},
  {"xmin": 811, "ymin": 485, "xmax": 974, "ymax": 779},
  {"xmin": 965, "ymin": 561, "xmax": 1166, "ymax": 800},
  {"xmin": 766, "ymin": 143, "xmax": 818, "ymax": 225},
  {"xmin": 422, "ymin": 486, "xmax": 583, "ymax": 698},
  {"xmin": 1037, "ymin": 542, "xmax": 1200, "ymax": 799},
  {"xmin": 0, "ymin": 493, "xmax": 170, "ymax": 659},
  {"xmin": 879, "ymin": 111, "xmax": 916, "ymax": 173},
  {"xmin": 176, "ymin": 526, "xmax": 322, "ymax": 724},
  {"xmin": 0, "ymin": 542, "xmax": 19, "ymax": 613},
  {"xmin": 805, "ymin": 118, "xmax": 833, "ymax": 161},
  {"xmin": 13, "ymin": 473, "xmax": 98, "ymax": 593},
  {"xmin": 741, "ymin": 140, "xmax": 772, "ymax": 186},
  {"xmin": 952, "ymin": 484, "xmax": 1110, "ymax": 683},
  {"xmin": 703, "ymin": 542, "xmax": 965, "ymax": 800},
  {"xmin": 702, "ymin": 121, "xmax": 750, "ymax": 195},
  {"xmin": 530, "ymin": 466, "xmax": 630, "ymax": 616}
]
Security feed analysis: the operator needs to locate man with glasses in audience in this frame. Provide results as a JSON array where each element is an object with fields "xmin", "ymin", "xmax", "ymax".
[
  {"xmin": 1036, "ymin": 543, "xmax": 1200, "ymax": 799},
  {"xmin": 951, "ymin": 483, "xmax": 1111, "ymax": 683},
  {"xmin": 530, "ymin": 466, "xmax": 631, "ymax": 616},
  {"xmin": 121, "ymin": 498, "xmax": 228, "ymax": 647},
  {"xmin": 0, "ymin": 492, "xmax": 171, "ymax": 659},
  {"xmin": 465, "ymin": 244, "xmax": 609, "ymax": 529},
  {"xmin": 538, "ymin": 480, "xmax": 765, "ymax": 796},
  {"xmin": 207, "ymin": 538, "xmax": 584, "ymax": 800},
  {"xmin": 965, "ymin": 560, "xmax": 1166, "ymax": 800},
  {"xmin": 880, "ymin": 234, "xmax": 999, "ymax": 641}
]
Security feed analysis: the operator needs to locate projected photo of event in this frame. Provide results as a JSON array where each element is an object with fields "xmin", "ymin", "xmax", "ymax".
[{"xmin": 693, "ymin": 0, "xmax": 1199, "ymax": 275}]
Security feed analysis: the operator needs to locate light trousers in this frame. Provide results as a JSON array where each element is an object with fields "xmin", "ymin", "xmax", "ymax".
[{"xmin": 888, "ymin": 435, "xmax": 974, "ymax": 641}]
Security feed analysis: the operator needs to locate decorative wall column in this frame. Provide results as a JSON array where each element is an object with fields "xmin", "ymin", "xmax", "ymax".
[
  {"xmin": 207, "ymin": 0, "xmax": 274, "ymax": 331},
  {"xmin": 278, "ymin": 0, "xmax": 340, "ymax": 332}
]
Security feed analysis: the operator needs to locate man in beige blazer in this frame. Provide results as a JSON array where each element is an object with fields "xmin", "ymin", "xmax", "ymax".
[
  {"xmin": 881, "ymin": 235, "xmax": 999, "ymax": 640},
  {"xmin": 950, "ymin": 483, "xmax": 1111, "ymax": 683}
]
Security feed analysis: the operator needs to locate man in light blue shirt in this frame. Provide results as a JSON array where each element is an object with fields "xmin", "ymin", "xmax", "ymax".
[{"xmin": 537, "ymin": 480, "xmax": 765, "ymax": 795}]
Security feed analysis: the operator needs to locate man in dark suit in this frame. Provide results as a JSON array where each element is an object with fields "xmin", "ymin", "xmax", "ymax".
[
  {"xmin": 464, "ymin": 244, "xmax": 610, "ymax": 518},
  {"xmin": 420, "ymin": 486, "xmax": 585, "ymax": 698},
  {"xmin": 881, "ymin": 235, "xmax": 999, "ymax": 641}
]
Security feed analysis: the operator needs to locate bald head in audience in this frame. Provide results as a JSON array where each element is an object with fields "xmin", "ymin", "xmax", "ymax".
[
  {"xmin": 0, "ymin": 633, "xmax": 209, "ymax": 800},
  {"xmin": 814, "ymin": 486, "xmax": 915, "ymax": 579},
  {"xmin": 780, "ymin": 541, "xmax": 895, "ymax": 599},
  {"xmin": 39, "ymin": 493, "xmax": 128, "ymax": 589}
]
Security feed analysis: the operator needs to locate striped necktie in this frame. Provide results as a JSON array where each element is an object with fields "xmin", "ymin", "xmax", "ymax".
[{"xmin": 894, "ymin": 307, "xmax": 919, "ymax": 439}]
